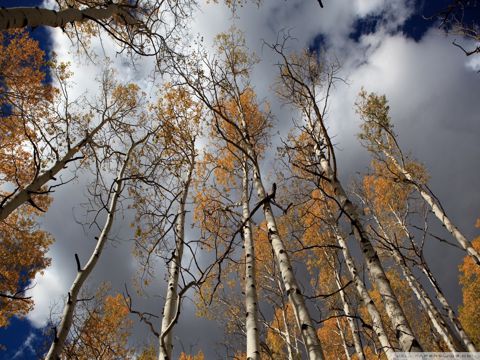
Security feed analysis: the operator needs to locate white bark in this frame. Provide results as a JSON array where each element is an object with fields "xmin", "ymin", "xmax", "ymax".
[
  {"xmin": 382, "ymin": 149, "xmax": 480, "ymax": 266},
  {"xmin": 45, "ymin": 140, "xmax": 136, "ymax": 360},
  {"xmin": 334, "ymin": 271, "xmax": 365, "ymax": 360},
  {"xmin": 241, "ymin": 157, "xmax": 261, "ymax": 360},
  {"xmin": 370, "ymin": 209, "xmax": 463, "ymax": 352},
  {"xmin": 280, "ymin": 303, "xmax": 296, "ymax": 360},
  {"xmin": 334, "ymin": 231, "xmax": 395, "ymax": 359},
  {"xmin": 303, "ymin": 113, "xmax": 420, "ymax": 351},
  {"xmin": 158, "ymin": 154, "xmax": 195, "ymax": 360},
  {"xmin": 385, "ymin": 203, "xmax": 476, "ymax": 352},
  {"xmin": 0, "ymin": 119, "xmax": 108, "ymax": 222},
  {"xmin": 233, "ymin": 100, "xmax": 323, "ymax": 359},
  {"xmin": 318, "ymin": 153, "xmax": 422, "ymax": 352},
  {"xmin": 249, "ymin": 160, "xmax": 324, "ymax": 360},
  {"xmin": 393, "ymin": 250, "xmax": 459, "ymax": 352},
  {"xmin": 0, "ymin": 5, "xmax": 136, "ymax": 30},
  {"xmin": 421, "ymin": 265, "xmax": 477, "ymax": 352},
  {"xmin": 336, "ymin": 316, "xmax": 352, "ymax": 360}
]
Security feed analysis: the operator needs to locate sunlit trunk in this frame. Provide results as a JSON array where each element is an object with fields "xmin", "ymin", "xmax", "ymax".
[
  {"xmin": 158, "ymin": 154, "xmax": 195, "ymax": 360},
  {"xmin": 0, "ymin": 118, "xmax": 108, "ymax": 222},
  {"xmin": 334, "ymin": 270, "xmax": 365, "ymax": 360},
  {"xmin": 0, "ymin": 5, "xmax": 135, "ymax": 30},
  {"xmin": 249, "ymin": 161, "xmax": 324, "ymax": 359},
  {"xmin": 381, "ymin": 149, "xmax": 480, "ymax": 266},
  {"xmin": 333, "ymin": 231, "xmax": 395, "ymax": 359},
  {"xmin": 45, "ymin": 140, "xmax": 136, "ymax": 360},
  {"xmin": 241, "ymin": 155, "xmax": 261, "ymax": 360},
  {"xmin": 336, "ymin": 316, "xmax": 352, "ymax": 360},
  {"xmin": 316, "ymin": 150, "xmax": 421, "ymax": 352}
]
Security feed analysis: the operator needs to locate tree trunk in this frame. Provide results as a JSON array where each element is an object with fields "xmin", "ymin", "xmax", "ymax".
[
  {"xmin": 303, "ymin": 112, "xmax": 421, "ymax": 352},
  {"xmin": 0, "ymin": 118, "xmax": 108, "ymax": 222},
  {"xmin": 385, "ymin": 205, "xmax": 476, "ymax": 353},
  {"xmin": 333, "ymin": 231, "xmax": 395, "ymax": 359},
  {"xmin": 280, "ymin": 301, "xmax": 296, "ymax": 360},
  {"xmin": 158, "ymin": 154, "xmax": 195, "ymax": 360},
  {"xmin": 336, "ymin": 316, "xmax": 352, "ymax": 360},
  {"xmin": 367, "ymin": 209, "xmax": 462, "ymax": 352},
  {"xmin": 234, "ymin": 102, "xmax": 324, "ymax": 359},
  {"xmin": 334, "ymin": 270, "xmax": 365, "ymax": 360},
  {"xmin": 421, "ymin": 264, "xmax": 477, "ymax": 352},
  {"xmin": 45, "ymin": 140, "xmax": 136, "ymax": 360},
  {"xmin": 382, "ymin": 149, "xmax": 480, "ymax": 266},
  {"xmin": 0, "ymin": 5, "xmax": 135, "ymax": 30},
  {"xmin": 249, "ymin": 158, "xmax": 324, "ymax": 360},
  {"xmin": 393, "ymin": 250, "xmax": 460, "ymax": 352},
  {"xmin": 318, "ymin": 153, "xmax": 422, "ymax": 352},
  {"xmin": 241, "ymin": 156, "xmax": 261, "ymax": 360}
]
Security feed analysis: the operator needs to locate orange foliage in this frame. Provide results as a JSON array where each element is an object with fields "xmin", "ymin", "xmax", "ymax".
[
  {"xmin": 364, "ymin": 269, "xmax": 443, "ymax": 351},
  {"xmin": 63, "ymin": 293, "xmax": 133, "ymax": 359},
  {"xmin": 317, "ymin": 318, "xmax": 350, "ymax": 360},
  {"xmin": 0, "ymin": 29, "xmax": 55, "ymax": 191},
  {"xmin": 0, "ymin": 29, "xmax": 54, "ymax": 326},
  {"xmin": 459, "ymin": 221, "xmax": 480, "ymax": 347},
  {"xmin": 212, "ymin": 87, "xmax": 271, "ymax": 161},
  {"xmin": 0, "ymin": 208, "xmax": 53, "ymax": 327},
  {"xmin": 178, "ymin": 350, "xmax": 205, "ymax": 360}
]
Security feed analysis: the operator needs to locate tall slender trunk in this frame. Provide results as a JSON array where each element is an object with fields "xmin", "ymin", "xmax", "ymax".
[
  {"xmin": 280, "ymin": 302, "xmax": 296, "ymax": 360},
  {"xmin": 241, "ymin": 156, "xmax": 261, "ymax": 360},
  {"xmin": 318, "ymin": 153, "xmax": 421, "ymax": 352},
  {"xmin": 336, "ymin": 316, "xmax": 352, "ymax": 360},
  {"xmin": 249, "ymin": 158, "xmax": 324, "ymax": 359},
  {"xmin": 0, "ymin": 118, "xmax": 108, "ymax": 222},
  {"xmin": 334, "ymin": 270, "xmax": 365, "ymax": 360},
  {"xmin": 236, "ymin": 108, "xmax": 323, "ymax": 359},
  {"xmin": 0, "ymin": 5, "xmax": 136, "ymax": 30},
  {"xmin": 45, "ymin": 140, "xmax": 136, "ymax": 360},
  {"xmin": 387, "ymin": 206, "xmax": 476, "ymax": 352},
  {"xmin": 158, "ymin": 154, "xmax": 195, "ymax": 360},
  {"xmin": 367, "ymin": 210, "xmax": 462, "ymax": 352},
  {"xmin": 333, "ymin": 230, "xmax": 395, "ymax": 359},
  {"xmin": 304, "ymin": 113, "xmax": 421, "ymax": 352},
  {"xmin": 394, "ymin": 251, "xmax": 460, "ymax": 351},
  {"xmin": 382, "ymin": 149, "xmax": 480, "ymax": 265},
  {"xmin": 421, "ymin": 263, "xmax": 477, "ymax": 352}
]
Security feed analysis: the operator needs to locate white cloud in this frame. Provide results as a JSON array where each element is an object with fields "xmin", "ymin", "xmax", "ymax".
[{"xmin": 26, "ymin": 264, "xmax": 68, "ymax": 328}]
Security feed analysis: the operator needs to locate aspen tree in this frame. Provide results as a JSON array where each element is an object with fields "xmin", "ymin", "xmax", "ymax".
[
  {"xmin": 360, "ymin": 162, "xmax": 473, "ymax": 352},
  {"xmin": 298, "ymin": 187, "xmax": 393, "ymax": 358},
  {"xmin": 128, "ymin": 85, "xmax": 222, "ymax": 360},
  {"xmin": 46, "ymin": 134, "xmax": 149, "ymax": 359},
  {"xmin": 0, "ymin": 68, "xmax": 140, "ymax": 223},
  {"xmin": 272, "ymin": 45, "xmax": 421, "ymax": 353},
  {"xmin": 242, "ymin": 154, "xmax": 261, "ymax": 360},
  {"xmin": 299, "ymin": 190, "xmax": 366, "ymax": 359},
  {"xmin": 175, "ymin": 29, "xmax": 324, "ymax": 359},
  {"xmin": 459, "ymin": 224, "xmax": 480, "ymax": 347},
  {"xmin": 195, "ymin": 92, "xmax": 262, "ymax": 358},
  {"xmin": 62, "ymin": 285, "xmax": 133, "ymax": 359},
  {"xmin": 356, "ymin": 90, "xmax": 480, "ymax": 266},
  {"xmin": 0, "ymin": 1, "xmax": 193, "ymax": 59},
  {"xmin": 154, "ymin": 87, "xmax": 201, "ymax": 360}
]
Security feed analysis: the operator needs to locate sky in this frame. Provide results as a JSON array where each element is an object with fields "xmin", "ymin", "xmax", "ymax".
[{"xmin": 1, "ymin": 0, "xmax": 480, "ymax": 359}]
